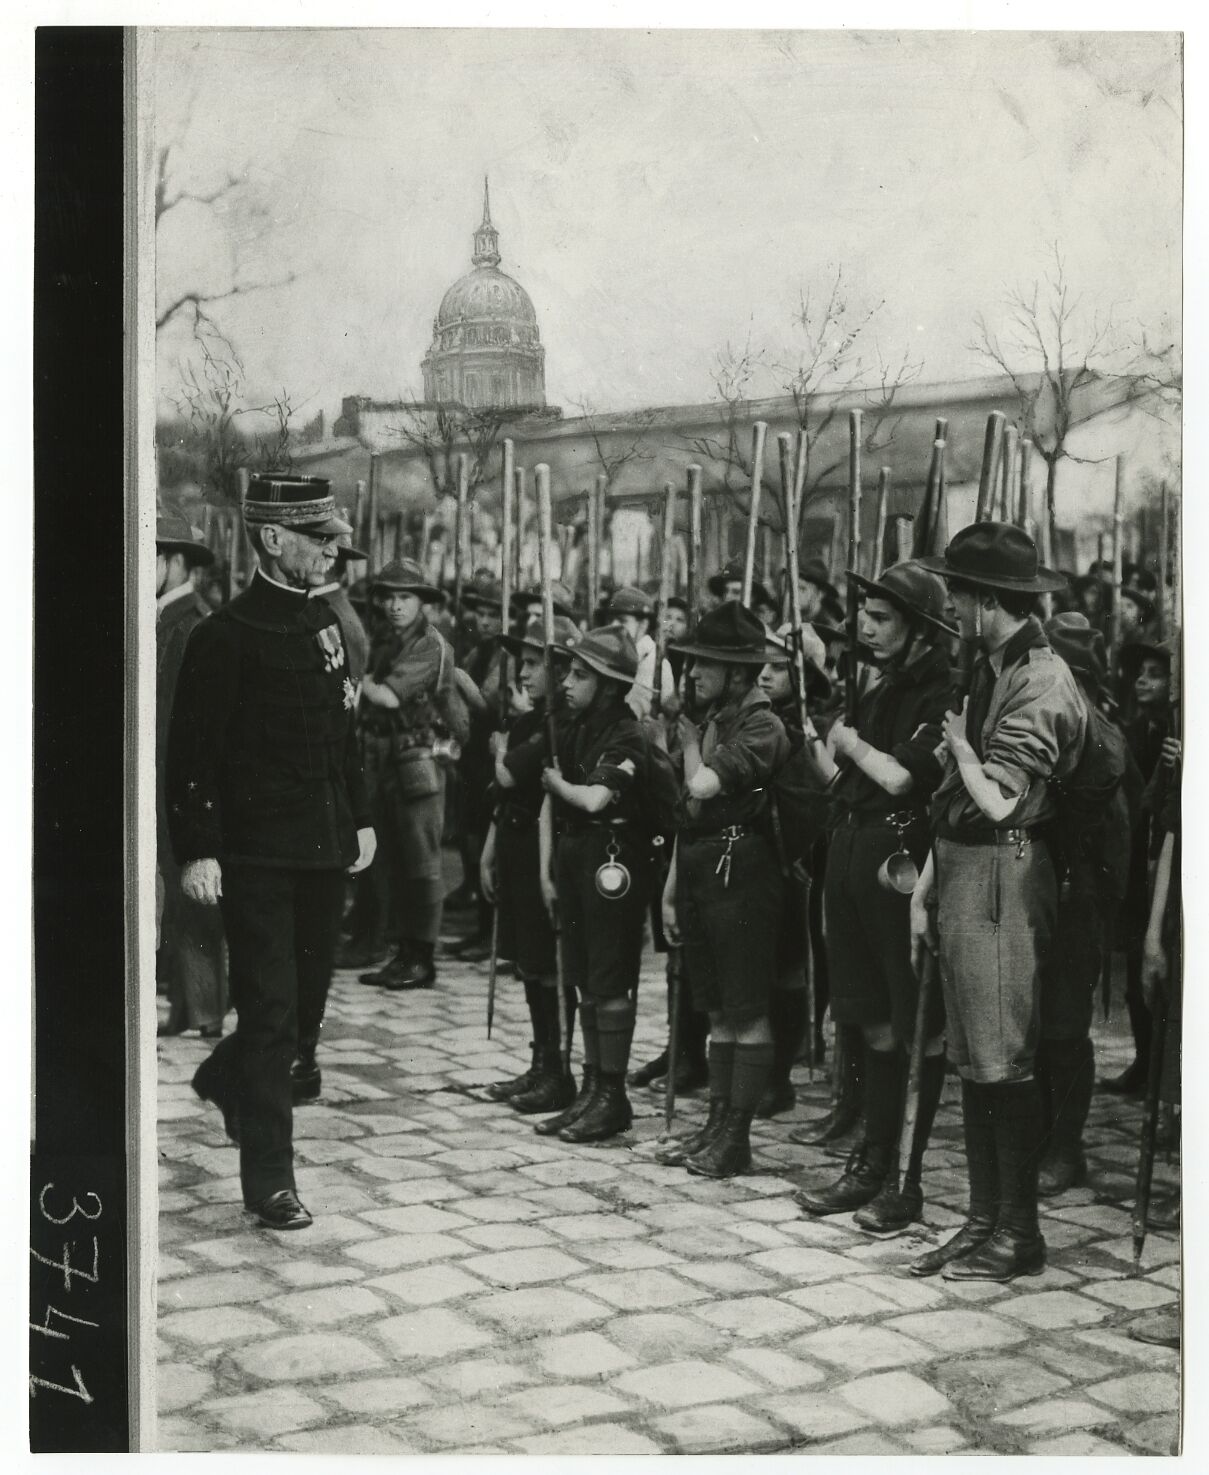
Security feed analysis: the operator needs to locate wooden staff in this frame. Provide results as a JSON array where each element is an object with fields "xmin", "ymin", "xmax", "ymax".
[
  {"xmin": 1110, "ymin": 456, "xmax": 1126, "ymax": 661},
  {"xmin": 514, "ymin": 465, "xmax": 528, "ymax": 592},
  {"xmin": 742, "ymin": 421, "xmax": 768, "ymax": 606},
  {"xmin": 779, "ymin": 431, "xmax": 818, "ymax": 1080},
  {"xmin": 893, "ymin": 514, "xmax": 913, "ymax": 565},
  {"xmin": 585, "ymin": 485, "xmax": 598, "ymax": 621},
  {"xmin": 453, "ymin": 454, "xmax": 469, "ymax": 615},
  {"xmin": 974, "ymin": 412, "xmax": 1005, "ymax": 522},
  {"xmin": 367, "ymin": 452, "xmax": 381, "ymax": 567},
  {"xmin": 223, "ymin": 509, "xmax": 237, "ymax": 604},
  {"xmin": 1158, "ymin": 481, "xmax": 1169, "ymax": 638},
  {"xmin": 844, "ymin": 410, "xmax": 863, "ymax": 724},
  {"xmin": 1017, "ymin": 439, "xmax": 1033, "ymax": 529},
  {"xmin": 536, "ymin": 466, "xmax": 571, "ymax": 1071},
  {"xmin": 686, "ymin": 466, "xmax": 703, "ymax": 628},
  {"xmin": 899, "ymin": 950, "xmax": 938, "ymax": 1183},
  {"xmin": 652, "ymin": 483, "xmax": 677, "ymax": 718},
  {"xmin": 872, "ymin": 467, "xmax": 890, "ymax": 579},
  {"xmin": 486, "ymin": 443, "xmax": 517, "ymax": 1040},
  {"xmin": 912, "ymin": 420, "xmax": 948, "ymax": 559},
  {"xmin": 395, "ymin": 511, "xmax": 407, "ymax": 564},
  {"xmin": 1000, "ymin": 425, "xmax": 1019, "ymax": 525}
]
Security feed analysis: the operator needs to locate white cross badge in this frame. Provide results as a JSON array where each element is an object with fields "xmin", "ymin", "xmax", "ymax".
[{"xmin": 342, "ymin": 677, "xmax": 357, "ymax": 710}]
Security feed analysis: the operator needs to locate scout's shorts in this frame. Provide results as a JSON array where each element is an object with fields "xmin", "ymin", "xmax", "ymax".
[
  {"xmin": 496, "ymin": 811, "xmax": 556, "ymax": 979},
  {"xmin": 677, "ymin": 831, "xmax": 784, "ymax": 1027},
  {"xmin": 556, "ymin": 828, "xmax": 651, "ymax": 1003},
  {"xmin": 936, "ymin": 834, "xmax": 1057, "ymax": 1083}
]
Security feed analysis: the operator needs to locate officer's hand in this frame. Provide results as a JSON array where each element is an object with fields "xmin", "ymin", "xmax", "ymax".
[
  {"xmin": 182, "ymin": 858, "xmax": 223, "ymax": 907},
  {"xmin": 661, "ymin": 884, "xmax": 680, "ymax": 946},
  {"xmin": 540, "ymin": 870, "xmax": 559, "ymax": 923},
  {"xmin": 1162, "ymin": 736, "xmax": 1182, "ymax": 771},
  {"xmin": 347, "ymin": 827, "xmax": 377, "ymax": 875},
  {"xmin": 1141, "ymin": 933, "xmax": 1167, "ymax": 1008}
]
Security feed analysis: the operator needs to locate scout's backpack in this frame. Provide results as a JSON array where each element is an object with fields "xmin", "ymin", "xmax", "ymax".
[{"xmin": 1049, "ymin": 698, "xmax": 1132, "ymax": 900}]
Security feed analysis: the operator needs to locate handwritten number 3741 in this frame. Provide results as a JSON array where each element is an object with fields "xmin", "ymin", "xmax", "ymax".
[{"xmin": 29, "ymin": 1184, "xmax": 102, "ymax": 1404}]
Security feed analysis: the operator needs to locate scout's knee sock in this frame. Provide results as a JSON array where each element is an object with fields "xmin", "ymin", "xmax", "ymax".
[
  {"xmin": 707, "ymin": 1038, "xmax": 736, "ymax": 1111},
  {"xmin": 656, "ymin": 1036, "xmax": 731, "ymax": 1165},
  {"xmin": 534, "ymin": 998, "xmax": 595, "ymax": 1135},
  {"xmin": 906, "ymin": 1052, "xmax": 947, "ymax": 1185},
  {"xmin": 560, "ymin": 998, "xmax": 635, "ymax": 1143},
  {"xmin": 759, "ymin": 991, "xmax": 807, "ymax": 1116},
  {"xmin": 684, "ymin": 1036, "xmax": 769, "ymax": 1180},
  {"xmin": 796, "ymin": 1044, "xmax": 896, "ymax": 1216},
  {"xmin": 511, "ymin": 980, "xmax": 576, "ymax": 1115},
  {"xmin": 728, "ymin": 1040, "xmax": 775, "ymax": 1114},
  {"xmin": 909, "ymin": 1078, "xmax": 998, "ymax": 1276},
  {"xmin": 629, "ymin": 959, "xmax": 675, "ymax": 1086},
  {"xmin": 852, "ymin": 1049, "xmax": 944, "ymax": 1233},
  {"xmin": 487, "ymin": 974, "xmax": 542, "ymax": 1100},
  {"xmin": 1039, "ymin": 1037, "xmax": 1093, "ymax": 1194}
]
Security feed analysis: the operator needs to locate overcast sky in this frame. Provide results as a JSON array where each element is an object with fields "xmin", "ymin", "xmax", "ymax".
[{"xmin": 153, "ymin": 27, "xmax": 1181, "ymax": 435}]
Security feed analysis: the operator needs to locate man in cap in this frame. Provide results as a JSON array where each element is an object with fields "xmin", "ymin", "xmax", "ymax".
[
  {"xmin": 909, "ymin": 523, "xmax": 1084, "ymax": 1281},
  {"xmin": 166, "ymin": 474, "xmax": 375, "ymax": 1230},
  {"xmin": 704, "ymin": 557, "xmax": 745, "ymax": 611},
  {"xmin": 534, "ymin": 625, "xmax": 660, "ymax": 1143},
  {"xmin": 793, "ymin": 563, "xmax": 954, "ymax": 1231},
  {"xmin": 156, "ymin": 510, "xmax": 227, "ymax": 1039},
  {"xmin": 480, "ymin": 614, "xmax": 581, "ymax": 1113},
  {"xmin": 357, "ymin": 558, "xmax": 468, "ymax": 991},
  {"xmin": 608, "ymin": 585, "xmax": 675, "ymax": 721},
  {"xmin": 1033, "ymin": 613, "xmax": 1135, "ymax": 1196},
  {"xmin": 659, "ymin": 603, "xmax": 791, "ymax": 1178}
]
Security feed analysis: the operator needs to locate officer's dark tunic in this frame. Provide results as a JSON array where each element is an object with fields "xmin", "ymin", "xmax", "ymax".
[
  {"xmin": 825, "ymin": 643, "xmax": 950, "ymax": 1041},
  {"xmin": 495, "ymin": 702, "xmax": 566, "ymax": 979},
  {"xmin": 552, "ymin": 696, "xmax": 652, "ymax": 1002},
  {"xmin": 166, "ymin": 570, "xmax": 369, "ymax": 1205},
  {"xmin": 676, "ymin": 685, "xmax": 789, "ymax": 1026}
]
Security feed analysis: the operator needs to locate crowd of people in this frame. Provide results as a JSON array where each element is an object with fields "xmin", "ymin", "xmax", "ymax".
[{"xmin": 156, "ymin": 472, "xmax": 1180, "ymax": 1308}]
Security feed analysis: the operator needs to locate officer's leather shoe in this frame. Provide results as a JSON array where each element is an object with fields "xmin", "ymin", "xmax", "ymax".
[
  {"xmin": 755, "ymin": 1079, "xmax": 796, "ymax": 1119},
  {"xmin": 655, "ymin": 1097, "xmax": 728, "ymax": 1165},
  {"xmin": 485, "ymin": 1045, "xmax": 539, "ymax": 1101},
  {"xmin": 1101, "ymin": 1058, "xmax": 1147, "ymax": 1095},
  {"xmin": 629, "ymin": 1050, "xmax": 669, "ymax": 1088},
  {"xmin": 854, "ymin": 1172, "xmax": 924, "ymax": 1234},
  {"xmin": 794, "ymin": 1143, "xmax": 889, "ymax": 1216},
  {"xmin": 534, "ymin": 1069, "xmax": 597, "ymax": 1136},
  {"xmin": 382, "ymin": 946, "xmax": 436, "ymax": 991},
  {"xmin": 248, "ymin": 1189, "xmax": 313, "ymax": 1231},
  {"xmin": 788, "ymin": 1101, "xmax": 861, "ymax": 1148},
  {"xmin": 359, "ymin": 947, "xmax": 407, "ymax": 986},
  {"xmin": 1037, "ymin": 1147, "xmax": 1087, "ymax": 1197},
  {"xmin": 559, "ymin": 1077, "xmax": 633, "ymax": 1143},
  {"xmin": 685, "ymin": 1107, "xmax": 754, "ymax": 1179},
  {"xmin": 942, "ymin": 1226, "xmax": 1046, "ymax": 1282},
  {"xmin": 908, "ymin": 1216, "xmax": 996, "ymax": 1277},
  {"xmin": 821, "ymin": 1117, "xmax": 866, "ymax": 1159},
  {"xmin": 511, "ymin": 1060, "xmax": 577, "ymax": 1115},
  {"xmin": 291, "ymin": 1058, "xmax": 321, "ymax": 1104}
]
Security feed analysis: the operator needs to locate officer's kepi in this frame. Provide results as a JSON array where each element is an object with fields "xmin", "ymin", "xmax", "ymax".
[{"xmin": 242, "ymin": 472, "xmax": 353, "ymax": 537}]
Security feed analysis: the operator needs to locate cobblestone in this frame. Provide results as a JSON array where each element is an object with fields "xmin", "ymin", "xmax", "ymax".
[{"xmin": 155, "ymin": 938, "xmax": 1178, "ymax": 1453}]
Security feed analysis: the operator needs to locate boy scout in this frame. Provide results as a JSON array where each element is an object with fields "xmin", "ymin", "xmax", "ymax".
[
  {"xmin": 660, "ymin": 603, "xmax": 791, "ymax": 1178},
  {"xmin": 793, "ymin": 563, "xmax": 953, "ymax": 1232},
  {"xmin": 480, "ymin": 614, "xmax": 580, "ymax": 1114},
  {"xmin": 535, "ymin": 625, "xmax": 656, "ymax": 1142},
  {"xmin": 911, "ymin": 523, "xmax": 1083, "ymax": 1281}
]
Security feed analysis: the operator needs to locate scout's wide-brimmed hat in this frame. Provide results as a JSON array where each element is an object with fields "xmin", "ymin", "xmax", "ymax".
[
  {"xmin": 156, "ymin": 509, "xmax": 215, "ymax": 567},
  {"xmin": 608, "ymin": 585, "xmax": 655, "ymax": 618},
  {"xmin": 1118, "ymin": 636, "xmax": 1174, "ymax": 686},
  {"xmin": 1044, "ymin": 613, "xmax": 1109, "ymax": 689},
  {"xmin": 499, "ymin": 613, "xmax": 580, "ymax": 659},
  {"xmin": 917, "ymin": 521, "xmax": 1066, "ymax": 595},
  {"xmin": 766, "ymin": 628, "xmax": 832, "ymax": 702},
  {"xmin": 511, "ymin": 582, "xmax": 577, "ymax": 619},
  {"xmin": 1120, "ymin": 585, "xmax": 1157, "ymax": 619},
  {"xmin": 706, "ymin": 557, "xmax": 745, "ymax": 599},
  {"xmin": 847, "ymin": 560, "xmax": 957, "ymax": 639},
  {"xmin": 463, "ymin": 574, "xmax": 504, "ymax": 611},
  {"xmin": 670, "ymin": 601, "xmax": 790, "ymax": 666},
  {"xmin": 566, "ymin": 623, "xmax": 640, "ymax": 685},
  {"xmin": 372, "ymin": 557, "xmax": 442, "ymax": 603},
  {"xmin": 798, "ymin": 556, "xmax": 840, "ymax": 602},
  {"xmin": 242, "ymin": 473, "xmax": 353, "ymax": 537}
]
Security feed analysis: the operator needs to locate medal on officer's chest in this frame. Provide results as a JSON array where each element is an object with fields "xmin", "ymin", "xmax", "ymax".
[{"xmin": 595, "ymin": 837, "xmax": 632, "ymax": 899}]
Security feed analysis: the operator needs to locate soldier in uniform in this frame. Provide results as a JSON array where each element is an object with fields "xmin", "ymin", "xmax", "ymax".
[
  {"xmin": 357, "ymin": 559, "xmax": 468, "ymax": 992},
  {"xmin": 166, "ymin": 474, "xmax": 375, "ymax": 1230},
  {"xmin": 535, "ymin": 626, "xmax": 657, "ymax": 1143},
  {"xmin": 480, "ymin": 614, "xmax": 581, "ymax": 1114},
  {"xmin": 659, "ymin": 603, "xmax": 791, "ymax": 1178},
  {"xmin": 910, "ymin": 523, "xmax": 1083, "ymax": 1281},
  {"xmin": 793, "ymin": 564, "xmax": 953, "ymax": 1231},
  {"xmin": 156, "ymin": 511, "xmax": 227, "ymax": 1039}
]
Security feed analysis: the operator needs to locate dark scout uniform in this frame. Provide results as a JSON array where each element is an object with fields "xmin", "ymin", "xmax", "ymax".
[
  {"xmin": 496, "ymin": 703, "xmax": 564, "ymax": 981},
  {"xmin": 825, "ymin": 645, "xmax": 950, "ymax": 1043},
  {"xmin": 676, "ymin": 685, "xmax": 789, "ymax": 1027},
  {"xmin": 167, "ymin": 568, "xmax": 369, "ymax": 1210}
]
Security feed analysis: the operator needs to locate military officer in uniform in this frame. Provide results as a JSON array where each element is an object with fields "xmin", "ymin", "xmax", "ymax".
[
  {"xmin": 660, "ymin": 603, "xmax": 791, "ymax": 1178},
  {"xmin": 166, "ymin": 474, "xmax": 375, "ymax": 1231}
]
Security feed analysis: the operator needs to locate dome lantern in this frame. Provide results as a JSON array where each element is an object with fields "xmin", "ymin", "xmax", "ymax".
[{"xmin": 471, "ymin": 176, "xmax": 501, "ymax": 268}]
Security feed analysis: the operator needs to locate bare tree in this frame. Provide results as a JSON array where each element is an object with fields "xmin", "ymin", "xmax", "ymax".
[
  {"xmin": 680, "ymin": 329, "xmax": 768, "ymax": 497},
  {"xmin": 568, "ymin": 397, "xmax": 658, "ymax": 493},
  {"xmin": 384, "ymin": 399, "xmax": 513, "ymax": 502},
  {"xmin": 970, "ymin": 242, "xmax": 1181, "ymax": 545}
]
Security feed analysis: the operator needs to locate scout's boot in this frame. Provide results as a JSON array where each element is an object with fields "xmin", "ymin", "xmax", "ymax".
[
  {"xmin": 291, "ymin": 1034, "xmax": 322, "ymax": 1104},
  {"xmin": 790, "ymin": 1024, "xmax": 864, "ymax": 1146},
  {"xmin": 559, "ymin": 1072, "xmax": 633, "ymax": 1143},
  {"xmin": 629, "ymin": 1049, "xmax": 669, "ymax": 1089},
  {"xmin": 856, "ymin": 1052, "xmax": 946, "ymax": 1235},
  {"xmin": 511, "ymin": 1048, "xmax": 577, "ymax": 1114},
  {"xmin": 911, "ymin": 1078, "xmax": 998, "ymax": 1277},
  {"xmin": 685, "ymin": 1107, "xmax": 755, "ymax": 1179},
  {"xmin": 800, "ymin": 1045, "xmax": 899, "ymax": 1214},
  {"xmin": 945, "ymin": 1079, "xmax": 1046, "ymax": 1283},
  {"xmin": 359, "ymin": 943, "xmax": 410, "ymax": 987},
  {"xmin": 535, "ymin": 1002, "xmax": 596, "ymax": 1136},
  {"xmin": 383, "ymin": 940, "xmax": 436, "ymax": 991},
  {"xmin": 758, "ymin": 990, "xmax": 808, "ymax": 1118},
  {"xmin": 486, "ymin": 978, "xmax": 542, "ymax": 1101},
  {"xmin": 794, "ymin": 1141, "xmax": 891, "ymax": 1215},
  {"xmin": 1038, "ymin": 1037, "xmax": 1093, "ymax": 1196},
  {"xmin": 655, "ymin": 1095, "xmax": 729, "ymax": 1166}
]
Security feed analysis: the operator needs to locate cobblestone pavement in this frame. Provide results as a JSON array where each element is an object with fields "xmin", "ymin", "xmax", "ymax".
[{"xmin": 156, "ymin": 933, "xmax": 1181, "ymax": 1455}]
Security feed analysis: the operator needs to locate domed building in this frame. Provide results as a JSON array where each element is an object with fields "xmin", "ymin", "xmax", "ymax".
[{"xmin": 421, "ymin": 181, "xmax": 546, "ymax": 411}]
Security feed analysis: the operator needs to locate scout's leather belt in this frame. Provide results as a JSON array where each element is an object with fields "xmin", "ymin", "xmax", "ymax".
[
  {"xmin": 683, "ymin": 823, "xmax": 754, "ymax": 843},
  {"xmin": 936, "ymin": 825, "xmax": 1042, "ymax": 847},
  {"xmin": 837, "ymin": 808, "xmax": 923, "ymax": 830},
  {"xmin": 561, "ymin": 816, "xmax": 633, "ymax": 836}
]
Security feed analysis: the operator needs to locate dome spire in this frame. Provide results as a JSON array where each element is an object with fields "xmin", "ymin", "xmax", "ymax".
[{"xmin": 472, "ymin": 176, "xmax": 501, "ymax": 268}]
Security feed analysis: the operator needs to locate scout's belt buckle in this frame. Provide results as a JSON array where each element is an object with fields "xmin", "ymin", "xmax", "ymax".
[
  {"xmin": 877, "ymin": 810, "xmax": 920, "ymax": 895},
  {"xmin": 595, "ymin": 837, "xmax": 632, "ymax": 899},
  {"xmin": 714, "ymin": 824, "xmax": 746, "ymax": 890}
]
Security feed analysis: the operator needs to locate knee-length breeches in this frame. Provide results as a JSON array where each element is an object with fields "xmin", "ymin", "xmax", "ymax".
[{"xmin": 556, "ymin": 828, "xmax": 650, "ymax": 1003}]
